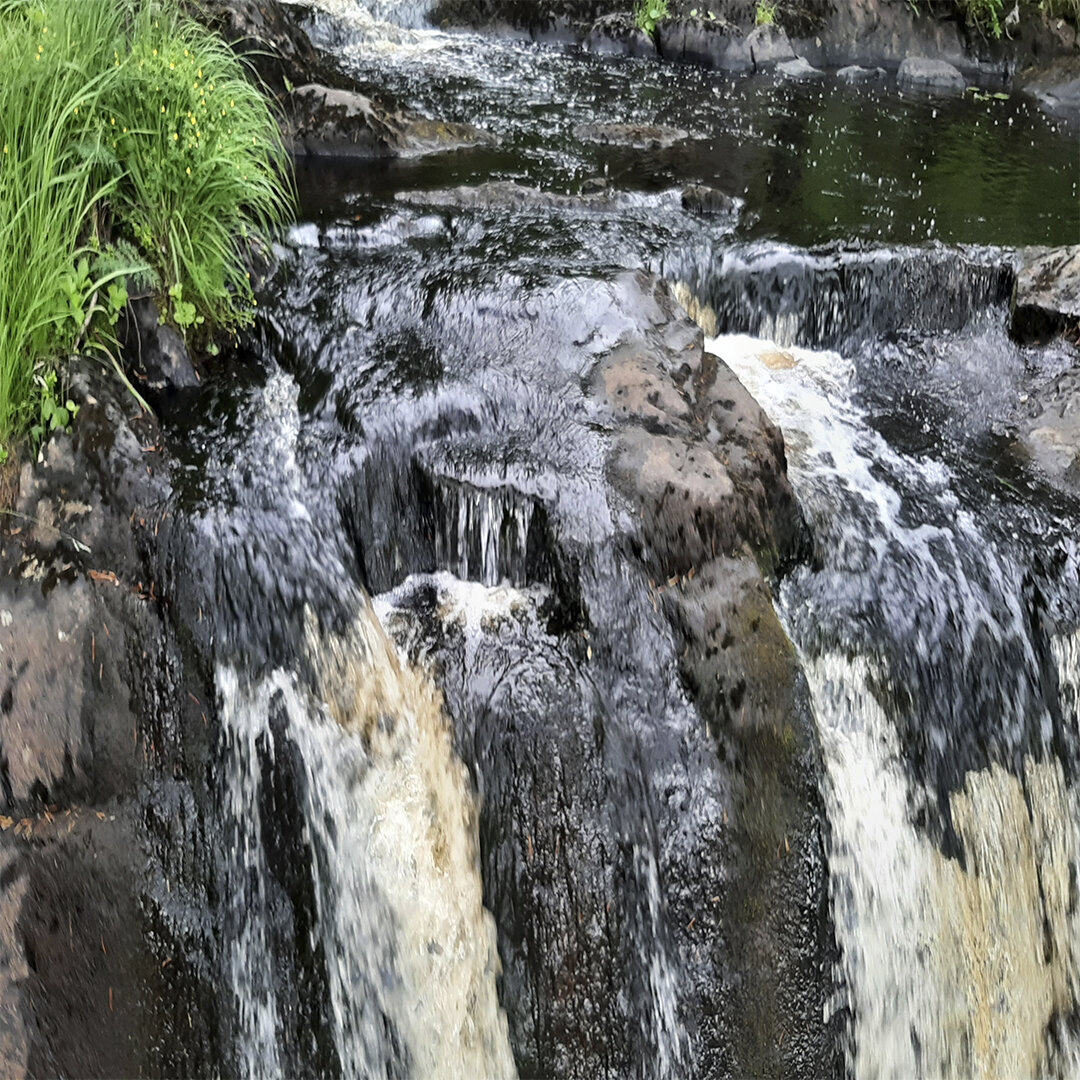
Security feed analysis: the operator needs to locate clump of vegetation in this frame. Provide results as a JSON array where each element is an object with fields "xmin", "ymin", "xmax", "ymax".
[
  {"xmin": 634, "ymin": 0, "xmax": 671, "ymax": 34},
  {"xmin": 0, "ymin": 0, "xmax": 293, "ymax": 451},
  {"xmin": 755, "ymin": 0, "xmax": 778, "ymax": 24},
  {"xmin": 914, "ymin": 0, "xmax": 1079, "ymax": 40}
]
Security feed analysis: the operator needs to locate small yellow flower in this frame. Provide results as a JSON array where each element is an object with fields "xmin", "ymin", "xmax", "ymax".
[
  {"xmin": 173, "ymin": 132, "xmax": 178, "ymax": 140},
  {"xmin": 170, "ymin": 62, "xmax": 174, "ymax": 69},
  {"xmin": 198, "ymin": 69, "xmax": 202, "ymax": 78},
  {"xmin": 186, "ymin": 166, "xmax": 191, "ymax": 175},
  {"xmin": 73, "ymin": 106, "xmax": 78, "ymax": 115},
  {"xmin": 2, "ymin": 145, "xmax": 7, "ymax": 154},
  {"xmin": 161, "ymin": 105, "xmax": 165, "ymax": 113},
  {"xmin": 152, "ymin": 48, "xmax": 157, "ymax": 56}
]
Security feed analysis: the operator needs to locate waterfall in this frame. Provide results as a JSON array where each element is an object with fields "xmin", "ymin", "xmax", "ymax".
[
  {"xmin": 805, "ymin": 653, "xmax": 1079, "ymax": 1079},
  {"xmin": 713, "ymin": 329, "xmax": 1080, "ymax": 1079},
  {"xmin": 218, "ymin": 601, "xmax": 516, "ymax": 1079}
]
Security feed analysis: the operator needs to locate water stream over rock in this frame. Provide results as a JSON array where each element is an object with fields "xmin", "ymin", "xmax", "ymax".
[{"xmin": 4, "ymin": 0, "xmax": 1078, "ymax": 1076}]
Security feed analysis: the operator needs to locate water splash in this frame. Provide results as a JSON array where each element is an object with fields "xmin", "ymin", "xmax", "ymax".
[
  {"xmin": 805, "ymin": 653, "xmax": 1080, "ymax": 1080},
  {"xmin": 218, "ymin": 598, "xmax": 516, "ymax": 1079}
]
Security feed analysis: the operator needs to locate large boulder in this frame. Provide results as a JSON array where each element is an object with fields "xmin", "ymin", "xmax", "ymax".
[
  {"xmin": 584, "ymin": 12, "xmax": 658, "ymax": 57},
  {"xmin": 0, "ymin": 371, "xmax": 223, "ymax": 1078},
  {"xmin": 897, "ymin": 55, "xmax": 967, "ymax": 90},
  {"xmin": 1012, "ymin": 245, "xmax": 1080, "ymax": 343}
]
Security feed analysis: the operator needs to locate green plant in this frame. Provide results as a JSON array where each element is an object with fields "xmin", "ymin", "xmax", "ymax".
[
  {"xmin": 29, "ymin": 368, "xmax": 77, "ymax": 447},
  {"xmin": 633, "ymin": 0, "xmax": 670, "ymax": 34},
  {"xmin": 0, "ymin": 0, "xmax": 293, "ymax": 451},
  {"xmin": 956, "ymin": 0, "xmax": 1005, "ymax": 36},
  {"xmin": 0, "ymin": 0, "xmax": 129, "ymax": 442},
  {"xmin": 111, "ymin": 1, "xmax": 293, "ymax": 336},
  {"xmin": 755, "ymin": 0, "xmax": 778, "ymax": 25}
]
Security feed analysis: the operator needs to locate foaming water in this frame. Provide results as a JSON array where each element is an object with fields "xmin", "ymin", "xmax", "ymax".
[
  {"xmin": 218, "ymin": 599, "xmax": 515, "ymax": 1079},
  {"xmin": 711, "ymin": 329, "xmax": 1080, "ymax": 1077},
  {"xmin": 805, "ymin": 653, "xmax": 1079, "ymax": 1079}
]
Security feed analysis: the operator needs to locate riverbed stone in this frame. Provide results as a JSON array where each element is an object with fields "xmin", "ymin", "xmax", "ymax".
[
  {"xmin": 1020, "ymin": 365, "xmax": 1080, "ymax": 492},
  {"xmin": 777, "ymin": 56, "xmax": 825, "ymax": 80},
  {"xmin": 898, "ymin": 56, "xmax": 966, "ymax": 91},
  {"xmin": 573, "ymin": 121, "xmax": 690, "ymax": 149},
  {"xmin": 1012, "ymin": 245, "xmax": 1080, "ymax": 343}
]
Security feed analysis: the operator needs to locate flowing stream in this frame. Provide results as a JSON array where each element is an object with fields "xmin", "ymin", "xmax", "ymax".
[{"xmin": 159, "ymin": 0, "xmax": 1080, "ymax": 1076}]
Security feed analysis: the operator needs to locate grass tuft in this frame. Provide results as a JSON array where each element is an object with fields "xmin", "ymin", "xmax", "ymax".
[{"xmin": 0, "ymin": 0, "xmax": 293, "ymax": 449}]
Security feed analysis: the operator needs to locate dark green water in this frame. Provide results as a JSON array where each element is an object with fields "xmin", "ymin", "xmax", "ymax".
[{"xmin": 295, "ymin": 27, "xmax": 1078, "ymax": 248}]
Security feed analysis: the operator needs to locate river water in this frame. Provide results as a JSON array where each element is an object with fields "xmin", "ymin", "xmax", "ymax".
[{"xmin": 164, "ymin": 1, "xmax": 1080, "ymax": 1076}]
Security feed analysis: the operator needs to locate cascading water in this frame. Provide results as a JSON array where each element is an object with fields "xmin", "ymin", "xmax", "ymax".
[
  {"xmin": 715, "ymin": 330, "xmax": 1080, "ymax": 1078},
  {"xmin": 217, "ymin": 601, "xmax": 515, "ymax": 1079},
  {"xmin": 141, "ymin": 1, "xmax": 1080, "ymax": 1074}
]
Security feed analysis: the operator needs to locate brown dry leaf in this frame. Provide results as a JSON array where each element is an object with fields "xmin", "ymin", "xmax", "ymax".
[
  {"xmin": 0, "ymin": 816, "xmax": 12, "ymax": 830},
  {"xmin": 88, "ymin": 569, "xmax": 120, "ymax": 586}
]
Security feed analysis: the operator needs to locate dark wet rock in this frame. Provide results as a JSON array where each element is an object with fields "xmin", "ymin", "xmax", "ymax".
[
  {"xmin": 367, "ymin": 270, "xmax": 830, "ymax": 1078},
  {"xmin": 777, "ymin": 56, "xmax": 825, "ymax": 80},
  {"xmin": 681, "ymin": 183, "xmax": 739, "ymax": 215},
  {"xmin": 120, "ymin": 297, "xmax": 199, "ymax": 399},
  {"xmin": 584, "ymin": 12, "xmax": 658, "ymax": 57},
  {"xmin": 836, "ymin": 63, "xmax": 886, "ymax": 82},
  {"xmin": 657, "ymin": 18, "xmax": 753, "ymax": 72},
  {"xmin": 1012, "ymin": 245, "xmax": 1080, "ymax": 343},
  {"xmin": 897, "ymin": 55, "xmax": 967, "ymax": 91},
  {"xmin": 0, "ymin": 370, "xmax": 223, "ymax": 1078},
  {"xmin": 746, "ymin": 23, "xmax": 797, "ymax": 68},
  {"xmin": 286, "ymin": 83, "xmax": 495, "ymax": 158},
  {"xmin": 430, "ymin": 0, "xmax": 625, "ymax": 36},
  {"xmin": 194, "ymin": 0, "xmax": 333, "ymax": 96},
  {"xmin": 1017, "ymin": 55, "xmax": 1080, "ymax": 118},
  {"xmin": 574, "ymin": 121, "xmax": 690, "ymax": 149}
]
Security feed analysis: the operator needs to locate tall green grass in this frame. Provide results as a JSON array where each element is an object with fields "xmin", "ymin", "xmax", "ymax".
[{"xmin": 0, "ymin": 0, "xmax": 293, "ymax": 448}]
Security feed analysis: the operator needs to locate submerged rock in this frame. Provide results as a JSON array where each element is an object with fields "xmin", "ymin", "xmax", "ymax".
[
  {"xmin": 837, "ymin": 62, "xmax": 886, "ymax": 82},
  {"xmin": 1012, "ymin": 245, "xmax": 1080, "ymax": 343},
  {"xmin": 777, "ymin": 56, "xmax": 825, "ymax": 80},
  {"xmin": 897, "ymin": 56, "xmax": 966, "ymax": 91},
  {"xmin": 573, "ymin": 121, "xmax": 689, "ymax": 149},
  {"xmin": 286, "ymin": 83, "xmax": 495, "ymax": 158},
  {"xmin": 681, "ymin": 183, "xmax": 740, "ymax": 216}
]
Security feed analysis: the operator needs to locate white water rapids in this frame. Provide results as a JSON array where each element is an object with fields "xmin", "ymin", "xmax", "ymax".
[
  {"xmin": 712, "ymin": 328, "xmax": 1080, "ymax": 1080},
  {"xmin": 219, "ymin": 600, "xmax": 516, "ymax": 1079}
]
